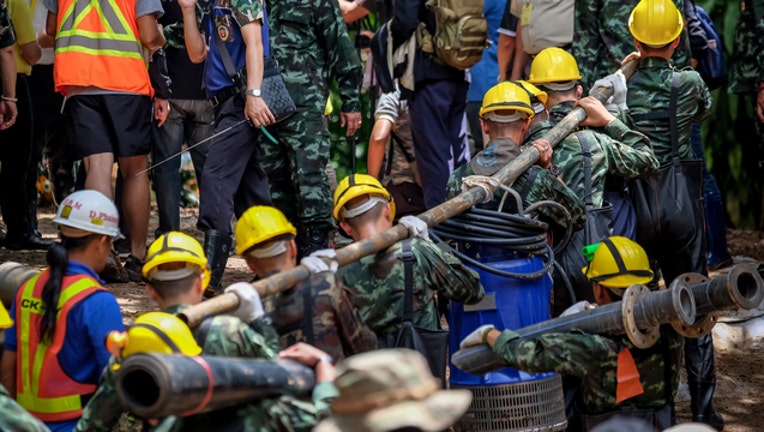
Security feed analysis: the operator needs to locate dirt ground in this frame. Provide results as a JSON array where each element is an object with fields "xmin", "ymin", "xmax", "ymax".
[{"xmin": 2, "ymin": 205, "xmax": 763, "ymax": 431}]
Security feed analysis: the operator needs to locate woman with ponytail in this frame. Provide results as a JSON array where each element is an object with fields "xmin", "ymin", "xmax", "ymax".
[{"xmin": 1, "ymin": 190, "xmax": 125, "ymax": 431}]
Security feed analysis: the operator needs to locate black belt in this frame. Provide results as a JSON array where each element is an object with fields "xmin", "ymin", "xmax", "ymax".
[{"xmin": 208, "ymin": 87, "xmax": 240, "ymax": 108}]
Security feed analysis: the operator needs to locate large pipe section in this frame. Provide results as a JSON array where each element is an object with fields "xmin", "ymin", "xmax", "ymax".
[
  {"xmin": 451, "ymin": 266, "xmax": 762, "ymax": 376},
  {"xmin": 115, "ymin": 353, "xmax": 315, "ymax": 419},
  {"xmin": 672, "ymin": 265, "xmax": 764, "ymax": 338},
  {"xmin": 0, "ymin": 262, "xmax": 38, "ymax": 308},
  {"xmin": 451, "ymin": 280, "xmax": 695, "ymax": 375}
]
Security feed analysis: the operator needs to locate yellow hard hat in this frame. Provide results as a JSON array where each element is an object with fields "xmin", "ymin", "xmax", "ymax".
[
  {"xmin": 142, "ymin": 232, "xmax": 210, "ymax": 290},
  {"xmin": 528, "ymin": 47, "xmax": 582, "ymax": 85},
  {"xmin": 479, "ymin": 82, "xmax": 535, "ymax": 121},
  {"xmin": 333, "ymin": 174, "xmax": 395, "ymax": 221},
  {"xmin": 629, "ymin": 0, "xmax": 684, "ymax": 47},
  {"xmin": 514, "ymin": 80, "xmax": 548, "ymax": 108},
  {"xmin": 118, "ymin": 312, "xmax": 202, "ymax": 357},
  {"xmin": 0, "ymin": 302, "xmax": 13, "ymax": 329},
  {"xmin": 235, "ymin": 206, "xmax": 297, "ymax": 256},
  {"xmin": 582, "ymin": 236, "xmax": 654, "ymax": 288}
]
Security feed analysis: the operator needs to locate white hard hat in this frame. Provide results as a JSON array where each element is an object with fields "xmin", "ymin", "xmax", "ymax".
[{"xmin": 53, "ymin": 190, "xmax": 123, "ymax": 238}]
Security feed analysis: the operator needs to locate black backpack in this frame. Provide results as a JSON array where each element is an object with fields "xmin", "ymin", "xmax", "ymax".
[{"xmin": 694, "ymin": 4, "xmax": 726, "ymax": 90}]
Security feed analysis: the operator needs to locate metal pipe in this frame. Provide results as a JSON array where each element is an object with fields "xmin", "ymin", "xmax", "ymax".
[
  {"xmin": 179, "ymin": 63, "xmax": 639, "ymax": 328},
  {"xmin": 0, "ymin": 262, "xmax": 38, "ymax": 308},
  {"xmin": 115, "ymin": 353, "xmax": 315, "ymax": 419},
  {"xmin": 451, "ymin": 280, "xmax": 694, "ymax": 375},
  {"xmin": 451, "ymin": 265, "xmax": 763, "ymax": 375}
]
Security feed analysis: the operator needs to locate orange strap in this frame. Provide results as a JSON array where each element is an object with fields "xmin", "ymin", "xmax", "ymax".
[{"xmin": 615, "ymin": 347, "xmax": 644, "ymax": 403}]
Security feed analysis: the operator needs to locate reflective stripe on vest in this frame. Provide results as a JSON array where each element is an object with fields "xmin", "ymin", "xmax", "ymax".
[
  {"xmin": 52, "ymin": 0, "xmax": 151, "ymax": 95},
  {"xmin": 15, "ymin": 270, "xmax": 104, "ymax": 422}
]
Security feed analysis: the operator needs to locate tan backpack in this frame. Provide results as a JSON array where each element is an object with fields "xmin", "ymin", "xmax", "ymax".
[{"xmin": 419, "ymin": 0, "xmax": 489, "ymax": 70}]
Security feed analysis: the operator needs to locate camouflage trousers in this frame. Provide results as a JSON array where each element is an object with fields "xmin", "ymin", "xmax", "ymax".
[{"xmin": 260, "ymin": 110, "xmax": 334, "ymax": 231}]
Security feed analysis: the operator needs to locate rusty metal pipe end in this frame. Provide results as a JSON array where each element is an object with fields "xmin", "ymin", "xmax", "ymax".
[
  {"xmin": 726, "ymin": 264, "xmax": 764, "ymax": 311},
  {"xmin": 669, "ymin": 279, "xmax": 697, "ymax": 327}
]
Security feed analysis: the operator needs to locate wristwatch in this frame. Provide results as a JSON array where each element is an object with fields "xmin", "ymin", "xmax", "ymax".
[{"xmin": 246, "ymin": 88, "xmax": 262, "ymax": 97}]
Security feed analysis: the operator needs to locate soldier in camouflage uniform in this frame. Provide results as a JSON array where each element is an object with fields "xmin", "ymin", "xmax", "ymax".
[
  {"xmin": 235, "ymin": 205, "xmax": 377, "ymax": 361},
  {"xmin": 728, "ymin": 0, "xmax": 764, "ymax": 227},
  {"xmin": 572, "ymin": 0, "xmax": 693, "ymax": 89},
  {"xmin": 526, "ymin": 47, "xmax": 658, "ymax": 313},
  {"xmin": 76, "ymin": 232, "xmax": 321, "ymax": 431},
  {"xmin": 447, "ymin": 81, "xmax": 586, "ymax": 232},
  {"xmin": 0, "ymin": 384, "xmax": 49, "ymax": 432},
  {"xmin": 260, "ymin": 0, "xmax": 362, "ymax": 258},
  {"xmin": 333, "ymin": 174, "xmax": 485, "ymax": 343},
  {"xmin": 624, "ymin": 1, "xmax": 721, "ymax": 429},
  {"xmin": 461, "ymin": 236, "xmax": 684, "ymax": 430},
  {"xmin": 0, "ymin": 0, "xmax": 17, "ymax": 129}
]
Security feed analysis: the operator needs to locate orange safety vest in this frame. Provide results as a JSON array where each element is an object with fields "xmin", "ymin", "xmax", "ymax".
[
  {"xmin": 52, "ymin": 0, "xmax": 152, "ymax": 96},
  {"xmin": 14, "ymin": 270, "xmax": 105, "ymax": 422}
]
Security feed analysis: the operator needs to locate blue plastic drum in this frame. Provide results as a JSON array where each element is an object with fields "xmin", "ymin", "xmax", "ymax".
[{"xmin": 449, "ymin": 243, "xmax": 554, "ymax": 386}]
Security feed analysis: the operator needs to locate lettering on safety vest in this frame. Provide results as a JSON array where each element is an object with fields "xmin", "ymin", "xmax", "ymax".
[
  {"xmin": 20, "ymin": 298, "xmax": 44, "ymax": 312},
  {"xmin": 55, "ymin": 0, "xmax": 143, "ymax": 60}
]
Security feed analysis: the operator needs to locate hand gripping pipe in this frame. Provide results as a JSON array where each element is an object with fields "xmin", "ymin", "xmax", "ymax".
[
  {"xmin": 115, "ymin": 353, "xmax": 315, "ymax": 419},
  {"xmin": 451, "ymin": 265, "xmax": 763, "ymax": 375}
]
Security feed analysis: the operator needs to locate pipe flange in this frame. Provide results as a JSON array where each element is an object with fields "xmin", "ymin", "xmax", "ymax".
[
  {"xmin": 622, "ymin": 284, "xmax": 659, "ymax": 349},
  {"xmin": 670, "ymin": 272, "xmax": 717, "ymax": 338}
]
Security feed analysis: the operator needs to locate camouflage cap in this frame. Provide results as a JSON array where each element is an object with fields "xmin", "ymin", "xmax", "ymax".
[{"xmin": 314, "ymin": 349, "xmax": 472, "ymax": 432}]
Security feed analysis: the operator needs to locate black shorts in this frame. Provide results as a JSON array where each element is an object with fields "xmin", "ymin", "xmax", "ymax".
[{"xmin": 66, "ymin": 94, "xmax": 152, "ymax": 159}]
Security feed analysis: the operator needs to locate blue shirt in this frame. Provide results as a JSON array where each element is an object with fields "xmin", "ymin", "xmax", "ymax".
[
  {"xmin": 467, "ymin": 0, "xmax": 507, "ymax": 102},
  {"xmin": 5, "ymin": 261, "xmax": 124, "ymax": 432}
]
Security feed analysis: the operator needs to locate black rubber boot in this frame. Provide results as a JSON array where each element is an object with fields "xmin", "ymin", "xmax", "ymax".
[
  {"xmin": 686, "ymin": 334, "xmax": 724, "ymax": 431},
  {"xmin": 295, "ymin": 225, "xmax": 329, "ymax": 262},
  {"xmin": 203, "ymin": 229, "xmax": 231, "ymax": 297}
]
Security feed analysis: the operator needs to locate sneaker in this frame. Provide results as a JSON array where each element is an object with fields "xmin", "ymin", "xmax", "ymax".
[
  {"xmin": 100, "ymin": 250, "xmax": 129, "ymax": 283},
  {"xmin": 124, "ymin": 254, "xmax": 145, "ymax": 283}
]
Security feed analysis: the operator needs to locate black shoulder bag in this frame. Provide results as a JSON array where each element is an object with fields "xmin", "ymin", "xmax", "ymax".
[
  {"xmin": 393, "ymin": 239, "xmax": 450, "ymax": 385},
  {"xmin": 557, "ymin": 133, "xmax": 615, "ymax": 306},
  {"xmin": 629, "ymin": 72, "xmax": 704, "ymax": 254},
  {"xmin": 213, "ymin": 9, "xmax": 296, "ymax": 122}
]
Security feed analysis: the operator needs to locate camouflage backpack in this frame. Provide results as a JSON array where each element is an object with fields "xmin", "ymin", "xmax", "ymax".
[{"xmin": 419, "ymin": 0, "xmax": 489, "ymax": 70}]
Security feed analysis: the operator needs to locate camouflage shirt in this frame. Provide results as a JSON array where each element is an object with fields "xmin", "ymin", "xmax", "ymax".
[
  {"xmin": 75, "ymin": 305, "xmax": 317, "ymax": 432},
  {"xmin": 625, "ymin": 57, "xmax": 712, "ymax": 165},
  {"xmin": 266, "ymin": 270, "xmax": 378, "ymax": 361},
  {"xmin": 0, "ymin": 0, "xmax": 16, "ymax": 49},
  {"xmin": 728, "ymin": 0, "xmax": 764, "ymax": 94},
  {"xmin": 492, "ymin": 325, "xmax": 684, "ymax": 415},
  {"xmin": 0, "ymin": 384, "xmax": 49, "ymax": 432},
  {"xmin": 268, "ymin": 0, "xmax": 361, "ymax": 112},
  {"xmin": 535, "ymin": 101, "xmax": 659, "ymax": 208},
  {"xmin": 375, "ymin": 88, "xmax": 417, "ymax": 186},
  {"xmin": 572, "ymin": 0, "xmax": 692, "ymax": 89},
  {"xmin": 446, "ymin": 137, "xmax": 587, "ymax": 231},
  {"xmin": 339, "ymin": 238, "xmax": 485, "ymax": 339}
]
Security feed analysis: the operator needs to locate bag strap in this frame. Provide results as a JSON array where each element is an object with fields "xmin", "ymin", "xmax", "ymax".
[
  {"xmin": 519, "ymin": 166, "xmax": 540, "ymax": 203},
  {"xmin": 400, "ymin": 239, "xmax": 415, "ymax": 322},
  {"xmin": 578, "ymin": 132, "xmax": 595, "ymax": 210},
  {"xmin": 212, "ymin": 8, "xmax": 272, "ymax": 81},
  {"xmin": 668, "ymin": 71, "xmax": 680, "ymax": 166},
  {"xmin": 303, "ymin": 283, "xmax": 314, "ymax": 344},
  {"xmin": 660, "ymin": 326, "xmax": 674, "ymax": 406}
]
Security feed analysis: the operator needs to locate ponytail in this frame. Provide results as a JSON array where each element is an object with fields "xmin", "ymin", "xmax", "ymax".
[{"xmin": 39, "ymin": 235, "xmax": 97, "ymax": 343}]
